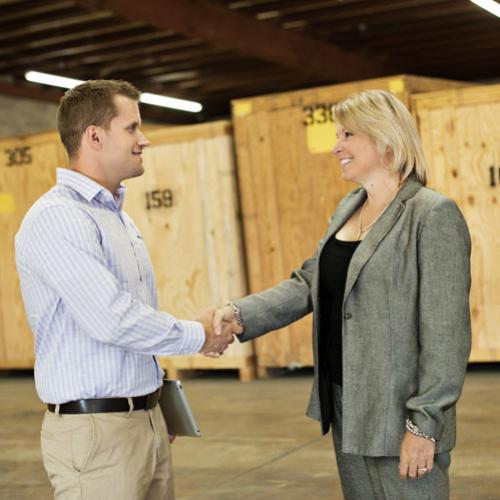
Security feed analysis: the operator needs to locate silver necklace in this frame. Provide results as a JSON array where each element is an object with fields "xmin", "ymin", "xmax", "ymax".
[{"xmin": 356, "ymin": 187, "xmax": 401, "ymax": 240}]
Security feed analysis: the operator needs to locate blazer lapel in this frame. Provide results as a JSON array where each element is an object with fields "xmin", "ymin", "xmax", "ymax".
[
  {"xmin": 319, "ymin": 189, "xmax": 366, "ymax": 254},
  {"xmin": 341, "ymin": 178, "xmax": 423, "ymax": 307}
]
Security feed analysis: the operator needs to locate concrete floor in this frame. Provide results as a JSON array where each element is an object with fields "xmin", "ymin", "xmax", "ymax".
[{"xmin": 0, "ymin": 365, "xmax": 499, "ymax": 500}]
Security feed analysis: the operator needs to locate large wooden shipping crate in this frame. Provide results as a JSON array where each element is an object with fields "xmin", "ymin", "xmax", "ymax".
[
  {"xmin": 231, "ymin": 74, "xmax": 469, "ymax": 376},
  {"xmin": 0, "ymin": 131, "xmax": 64, "ymax": 367},
  {"xmin": 0, "ymin": 122, "xmax": 255, "ymax": 379},
  {"xmin": 123, "ymin": 121, "xmax": 255, "ymax": 380},
  {"xmin": 412, "ymin": 84, "xmax": 500, "ymax": 362}
]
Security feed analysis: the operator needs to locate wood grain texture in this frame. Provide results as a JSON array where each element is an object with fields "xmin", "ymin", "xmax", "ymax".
[
  {"xmin": 123, "ymin": 122, "xmax": 254, "ymax": 376},
  {"xmin": 232, "ymin": 74, "xmax": 471, "ymax": 370},
  {"xmin": 0, "ymin": 123, "xmax": 254, "ymax": 374},
  {"xmin": 412, "ymin": 84, "xmax": 500, "ymax": 362},
  {"xmin": 0, "ymin": 131, "xmax": 65, "ymax": 367}
]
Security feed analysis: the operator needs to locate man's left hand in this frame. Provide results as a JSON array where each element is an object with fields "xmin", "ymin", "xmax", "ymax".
[{"xmin": 399, "ymin": 431, "xmax": 435, "ymax": 480}]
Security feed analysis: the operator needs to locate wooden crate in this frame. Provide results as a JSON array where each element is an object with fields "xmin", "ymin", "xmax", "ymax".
[
  {"xmin": 0, "ymin": 131, "xmax": 65, "ymax": 368},
  {"xmin": 412, "ymin": 84, "xmax": 500, "ymax": 362},
  {"xmin": 231, "ymin": 74, "xmax": 470, "ymax": 375},
  {"xmin": 0, "ymin": 123, "xmax": 255, "ymax": 379},
  {"xmin": 123, "ymin": 121, "xmax": 255, "ymax": 381}
]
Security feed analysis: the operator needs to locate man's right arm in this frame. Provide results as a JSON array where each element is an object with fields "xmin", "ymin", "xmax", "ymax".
[{"xmin": 16, "ymin": 205, "xmax": 217, "ymax": 356}]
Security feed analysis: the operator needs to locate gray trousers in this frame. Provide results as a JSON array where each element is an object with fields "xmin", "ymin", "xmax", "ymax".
[{"xmin": 331, "ymin": 383, "xmax": 451, "ymax": 500}]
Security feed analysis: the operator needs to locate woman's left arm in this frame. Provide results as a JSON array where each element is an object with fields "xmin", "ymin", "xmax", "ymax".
[
  {"xmin": 401, "ymin": 197, "xmax": 471, "ymax": 479},
  {"xmin": 405, "ymin": 197, "xmax": 472, "ymax": 440}
]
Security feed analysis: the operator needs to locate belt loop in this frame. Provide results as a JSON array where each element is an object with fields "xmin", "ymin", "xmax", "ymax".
[
  {"xmin": 55, "ymin": 404, "xmax": 61, "ymax": 416},
  {"xmin": 126, "ymin": 397, "xmax": 134, "ymax": 417}
]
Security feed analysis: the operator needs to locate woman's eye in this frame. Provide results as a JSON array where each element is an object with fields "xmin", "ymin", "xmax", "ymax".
[{"xmin": 345, "ymin": 131, "xmax": 353, "ymax": 138}]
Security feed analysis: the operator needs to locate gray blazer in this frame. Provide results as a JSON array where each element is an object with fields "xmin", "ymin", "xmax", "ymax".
[{"xmin": 235, "ymin": 175, "xmax": 472, "ymax": 457}]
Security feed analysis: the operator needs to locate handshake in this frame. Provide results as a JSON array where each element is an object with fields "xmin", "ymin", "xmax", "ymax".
[{"xmin": 197, "ymin": 305, "xmax": 244, "ymax": 357}]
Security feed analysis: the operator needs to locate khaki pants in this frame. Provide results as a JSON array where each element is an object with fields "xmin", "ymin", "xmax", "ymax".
[{"xmin": 41, "ymin": 404, "xmax": 174, "ymax": 500}]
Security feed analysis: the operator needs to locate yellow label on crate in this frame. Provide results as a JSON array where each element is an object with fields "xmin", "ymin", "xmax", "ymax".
[
  {"xmin": 306, "ymin": 121, "xmax": 337, "ymax": 154},
  {"xmin": 389, "ymin": 79, "xmax": 405, "ymax": 94},
  {"xmin": 233, "ymin": 101, "xmax": 252, "ymax": 117},
  {"xmin": 0, "ymin": 193, "xmax": 15, "ymax": 214}
]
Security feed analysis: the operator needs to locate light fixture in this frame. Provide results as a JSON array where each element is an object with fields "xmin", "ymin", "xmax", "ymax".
[
  {"xmin": 140, "ymin": 92, "xmax": 202, "ymax": 113},
  {"xmin": 25, "ymin": 70, "xmax": 83, "ymax": 89},
  {"xmin": 24, "ymin": 70, "xmax": 203, "ymax": 113},
  {"xmin": 470, "ymin": 0, "xmax": 500, "ymax": 18}
]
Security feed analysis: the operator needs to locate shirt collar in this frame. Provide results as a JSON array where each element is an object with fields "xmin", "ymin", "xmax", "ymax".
[{"xmin": 57, "ymin": 168, "xmax": 127, "ymax": 211}]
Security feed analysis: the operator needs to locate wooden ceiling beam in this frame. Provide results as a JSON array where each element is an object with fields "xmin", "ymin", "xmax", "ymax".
[
  {"xmin": 328, "ymin": 11, "xmax": 490, "ymax": 44},
  {"xmin": 292, "ymin": 0, "xmax": 477, "ymax": 30},
  {"xmin": 0, "ymin": 1, "xmax": 77, "ymax": 26},
  {"xmin": 0, "ymin": 11, "xmax": 115, "ymax": 43},
  {"xmin": 0, "ymin": 34, "xmax": 201, "ymax": 72},
  {"xmin": 0, "ymin": 23, "xmax": 158, "ymax": 58},
  {"xmin": 7, "ymin": 44, "xmax": 226, "ymax": 77},
  {"xmin": 381, "ymin": 32, "xmax": 500, "ymax": 57},
  {"xmin": 405, "ymin": 40, "xmax": 500, "ymax": 65},
  {"xmin": 0, "ymin": 19, "xmax": 143, "ymax": 51},
  {"xmin": 411, "ymin": 56, "xmax": 500, "ymax": 78},
  {"xmin": 126, "ymin": 54, "xmax": 244, "ymax": 81},
  {"xmin": 75, "ymin": 0, "xmax": 395, "ymax": 82}
]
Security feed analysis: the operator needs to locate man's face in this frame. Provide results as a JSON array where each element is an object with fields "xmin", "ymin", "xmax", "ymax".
[{"xmin": 100, "ymin": 94, "xmax": 150, "ymax": 183}]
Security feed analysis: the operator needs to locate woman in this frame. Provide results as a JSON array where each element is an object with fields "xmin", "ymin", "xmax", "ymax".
[{"xmin": 214, "ymin": 89, "xmax": 471, "ymax": 499}]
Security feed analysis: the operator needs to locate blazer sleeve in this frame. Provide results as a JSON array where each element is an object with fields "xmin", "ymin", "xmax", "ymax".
[
  {"xmin": 405, "ymin": 197, "xmax": 472, "ymax": 440},
  {"xmin": 234, "ymin": 253, "xmax": 316, "ymax": 342},
  {"xmin": 233, "ymin": 218, "xmax": 336, "ymax": 342}
]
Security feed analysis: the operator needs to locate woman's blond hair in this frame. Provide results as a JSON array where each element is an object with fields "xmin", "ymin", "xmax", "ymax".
[{"xmin": 332, "ymin": 89, "xmax": 428, "ymax": 186}]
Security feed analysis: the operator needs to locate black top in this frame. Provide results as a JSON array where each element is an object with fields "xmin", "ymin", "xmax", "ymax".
[{"xmin": 319, "ymin": 233, "xmax": 361, "ymax": 386}]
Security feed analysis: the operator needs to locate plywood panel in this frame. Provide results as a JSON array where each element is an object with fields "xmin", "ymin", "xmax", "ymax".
[
  {"xmin": 124, "ymin": 122, "xmax": 254, "ymax": 377},
  {"xmin": 412, "ymin": 84, "xmax": 500, "ymax": 361},
  {"xmin": 0, "ymin": 131, "xmax": 65, "ymax": 367},
  {"xmin": 232, "ymin": 74, "xmax": 470, "ymax": 371},
  {"xmin": 1, "ymin": 123, "xmax": 254, "ymax": 376}
]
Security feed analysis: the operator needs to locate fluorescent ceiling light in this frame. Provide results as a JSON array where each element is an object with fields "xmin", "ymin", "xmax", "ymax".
[
  {"xmin": 24, "ymin": 70, "xmax": 202, "ymax": 113},
  {"xmin": 470, "ymin": 0, "xmax": 500, "ymax": 17},
  {"xmin": 140, "ymin": 92, "xmax": 202, "ymax": 113},
  {"xmin": 25, "ymin": 70, "xmax": 83, "ymax": 89}
]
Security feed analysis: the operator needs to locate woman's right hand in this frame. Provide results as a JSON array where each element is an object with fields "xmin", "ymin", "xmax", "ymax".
[{"xmin": 213, "ymin": 305, "xmax": 244, "ymax": 336}]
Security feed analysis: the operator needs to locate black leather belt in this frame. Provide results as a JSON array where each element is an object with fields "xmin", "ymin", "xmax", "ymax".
[{"xmin": 47, "ymin": 388, "xmax": 161, "ymax": 414}]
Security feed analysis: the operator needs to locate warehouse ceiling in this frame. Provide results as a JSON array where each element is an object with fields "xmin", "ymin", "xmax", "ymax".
[{"xmin": 0, "ymin": 0, "xmax": 499, "ymax": 123}]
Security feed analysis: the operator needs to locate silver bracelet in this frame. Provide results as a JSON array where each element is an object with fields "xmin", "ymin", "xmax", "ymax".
[
  {"xmin": 227, "ymin": 302, "xmax": 244, "ymax": 328},
  {"xmin": 406, "ymin": 418, "xmax": 437, "ymax": 443}
]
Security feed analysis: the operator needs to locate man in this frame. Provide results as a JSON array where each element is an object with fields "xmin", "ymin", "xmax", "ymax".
[{"xmin": 15, "ymin": 79, "xmax": 234, "ymax": 499}]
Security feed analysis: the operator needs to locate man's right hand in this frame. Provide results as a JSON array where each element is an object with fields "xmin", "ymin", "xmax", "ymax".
[{"xmin": 197, "ymin": 308, "xmax": 235, "ymax": 357}]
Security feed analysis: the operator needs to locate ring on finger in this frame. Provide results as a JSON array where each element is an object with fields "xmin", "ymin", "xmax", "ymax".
[{"xmin": 418, "ymin": 467, "xmax": 428, "ymax": 474}]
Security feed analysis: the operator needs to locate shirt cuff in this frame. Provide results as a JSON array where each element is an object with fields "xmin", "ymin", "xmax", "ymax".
[{"xmin": 177, "ymin": 320, "xmax": 206, "ymax": 355}]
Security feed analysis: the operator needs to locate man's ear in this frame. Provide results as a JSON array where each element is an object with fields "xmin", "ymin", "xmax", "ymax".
[{"xmin": 82, "ymin": 125, "xmax": 103, "ymax": 152}]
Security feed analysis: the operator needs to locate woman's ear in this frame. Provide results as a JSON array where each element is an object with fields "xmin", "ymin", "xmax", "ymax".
[{"xmin": 382, "ymin": 147, "xmax": 394, "ymax": 169}]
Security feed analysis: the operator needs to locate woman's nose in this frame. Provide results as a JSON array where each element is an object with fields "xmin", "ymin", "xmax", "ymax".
[{"xmin": 333, "ymin": 141, "xmax": 342, "ymax": 156}]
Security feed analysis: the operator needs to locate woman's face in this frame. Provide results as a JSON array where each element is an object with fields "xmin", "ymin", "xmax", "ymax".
[{"xmin": 333, "ymin": 127, "xmax": 386, "ymax": 184}]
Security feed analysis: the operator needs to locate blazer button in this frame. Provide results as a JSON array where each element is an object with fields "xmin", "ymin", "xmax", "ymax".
[{"xmin": 344, "ymin": 312, "xmax": 352, "ymax": 319}]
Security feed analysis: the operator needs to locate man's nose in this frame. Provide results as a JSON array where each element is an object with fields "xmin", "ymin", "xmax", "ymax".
[{"xmin": 138, "ymin": 132, "xmax": 150, "ymax": 148}]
